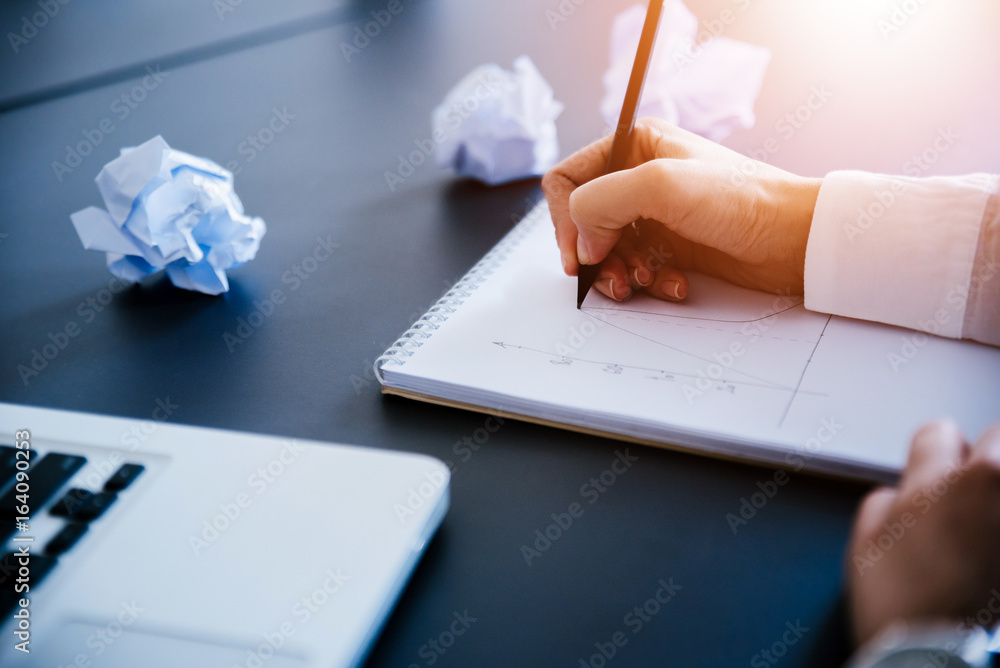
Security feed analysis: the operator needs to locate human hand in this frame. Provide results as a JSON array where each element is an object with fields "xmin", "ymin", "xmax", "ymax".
[
  {"xmin": 847, "ymin": 420, "xmax": 1000, "ymax": 645},
  {"xmin": 541, "ymin": 118, "xmax": 822, "ymax": 302}
]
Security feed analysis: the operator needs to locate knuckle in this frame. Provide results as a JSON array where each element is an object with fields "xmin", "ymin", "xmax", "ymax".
[
  {"xmin": 634, "ymin": 116, "xmax": 654, "ymax": 134},
  {"xmin": 540, "ymin": 170, "xmax": 559, "ymax": 197},
  {"xmin": 637, "ymin": 159, "xmax": 672, "ymax": 188},
  {"xmin": 634, "ymin": 116, "xmax": 664, "ymax": 135}
]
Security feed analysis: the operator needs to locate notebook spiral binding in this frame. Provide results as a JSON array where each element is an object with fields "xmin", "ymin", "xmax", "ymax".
[{"xmin": 374, "ymin": 202, "xmax": 547, "ymax": 384}]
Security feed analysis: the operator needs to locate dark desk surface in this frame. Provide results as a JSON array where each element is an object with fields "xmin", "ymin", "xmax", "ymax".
[
  {"xmin": 2, "ymin": 1, "xmax": 998, "ymax": 666},
  {"xmin": 0, "ymin": 0, "xmax": 348, "ymax": 108}
]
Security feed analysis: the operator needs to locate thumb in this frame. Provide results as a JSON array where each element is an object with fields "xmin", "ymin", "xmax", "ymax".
[{"xmin": 569, "ymin": 161, "xmax": 673, "ymax": 266}]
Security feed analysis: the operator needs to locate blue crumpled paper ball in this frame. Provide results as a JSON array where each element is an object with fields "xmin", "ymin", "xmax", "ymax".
[
  {"xmin": 70, "ymin": 135, "xmax": 266, "ymax": 295},
  {"xmin": 431, "ymin": 55, "xmax": 564, "ymax": 186}
]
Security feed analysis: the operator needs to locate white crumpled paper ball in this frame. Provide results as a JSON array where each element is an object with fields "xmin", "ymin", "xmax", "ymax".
[
  {"xmin": 433, "ymin": 55, "xmax": 564, "ymax": 185},
  {"xmin": 602, "ymin": 1, "xmax": 771, "ymax": 143},
  {"xmin": 70, "ymin": 135, "xmax": 266, "ymax": 295}
]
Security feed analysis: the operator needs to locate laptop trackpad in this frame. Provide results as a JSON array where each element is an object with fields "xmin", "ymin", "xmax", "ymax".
[{"xmin": 33, "ymin": 622, "xmax": 308, "ymax": 667}]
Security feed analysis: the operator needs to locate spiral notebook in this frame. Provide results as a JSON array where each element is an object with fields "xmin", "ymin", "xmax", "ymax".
[{"xmin": 376, "ymin": 202, "xmax": 1000, "ymax": 482}]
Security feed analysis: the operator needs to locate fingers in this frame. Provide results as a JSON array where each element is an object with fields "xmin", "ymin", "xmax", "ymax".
[
  {"xmin": 645, "ymin": 265, "xmax": 689, "ymax": 301},
  {"xmin": 614, "ymin": 245, "xmax": 655, "ymax": 289},
  {"xmin": 851, "ymin": 486, "xmax": 898, "ymax": 552},
  {"xmin": 969, "ymin": 423, "xmax": 1000, "ymax": 468},
  {"xmin": 570, "ymin": 162, "xmax": 671, "ymax": 266},
  {"xmin": 586, "ymin": 239, "xmax": 690, "ymax": 302},
  {"xmin": 541, "ymin": 135, "xmax": 615, "ymax": 276},
  {"xmin": 542, "ymin": 120, "xmax": 694, "ymax": 274},
  {"xmin": 900, "ymin": 419, "xmax": 967, "ymax": 494},
  {"xmin": 593, "ymin": 252, "xmax": 631, "ymax": 301}
]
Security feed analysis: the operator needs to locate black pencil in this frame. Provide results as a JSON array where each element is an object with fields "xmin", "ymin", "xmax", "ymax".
[{"xmin": 578, "ymin": 0, "xmax": 664, "ymax": 309}]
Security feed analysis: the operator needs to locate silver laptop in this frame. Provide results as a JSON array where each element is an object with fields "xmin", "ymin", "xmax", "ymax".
[{"xmin": 0, "ymin": 402, "xmax": 449, "ymax": 667}]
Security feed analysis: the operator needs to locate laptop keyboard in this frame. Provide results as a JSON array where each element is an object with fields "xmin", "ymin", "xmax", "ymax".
[{"xmin": 0, "ymin": 445, "xmax": 144, "ymax": 619}]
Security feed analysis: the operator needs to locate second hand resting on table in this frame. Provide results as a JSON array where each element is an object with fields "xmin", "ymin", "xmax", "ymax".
[{"xmin": 540, "ymin": 117, "xmax": 1000, "ymax": 657}]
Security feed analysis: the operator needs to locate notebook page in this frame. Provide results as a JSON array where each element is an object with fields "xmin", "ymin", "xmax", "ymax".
[{"xmin": 382, "ymin": 203, "xmax": 1000, "ymax": 480}]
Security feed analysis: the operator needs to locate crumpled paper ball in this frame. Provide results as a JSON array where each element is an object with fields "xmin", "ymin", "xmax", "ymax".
[
  {"xmin": 70, "ymin": 135, "xmax": 266, "ymax": 295},
  {"xmin": 601, "ymin": 1, "xmax": 771, "ymax": 143},
  {"xmin": 433, "ymin": 55, "xmax": 564, "ymax": 185}
]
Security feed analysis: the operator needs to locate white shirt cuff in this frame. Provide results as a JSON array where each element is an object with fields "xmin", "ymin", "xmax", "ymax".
[{"xmin": 804, "ymin": 170, "xmax": 995, "ymax": 338}]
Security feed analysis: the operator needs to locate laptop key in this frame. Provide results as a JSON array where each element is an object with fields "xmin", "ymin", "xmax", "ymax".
[
  {"xmin": 50, "ymin": 489, "xmax": 117, "ymax": 522},
  {"xmin": 50, "ymin": 488, "xmax": 92, "ymax": 517},
  {"xmin": 104, "ymin": 463, "xmax": 145, "ymax": 492},
  {"xmin": 0, "ymin": 453, "xmax": 86, "ymax": 520},
  {"xmin": 45, "ymin": 523, "xmax": 89, "ymax": 556},
  {"xmin": 0, "ymin": 446, "xmax": 19, "ymax": 492}
]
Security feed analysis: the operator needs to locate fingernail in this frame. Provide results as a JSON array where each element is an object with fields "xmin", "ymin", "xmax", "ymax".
[
  {"xmin": 634, "ymin": 266, "xmax": 651, "ymax": 286},
  {"xmin": 663, "ymin": 280, "xmax": 682, "ymax": 299},
  {"xmin": 611, "ymin": 279, "xmax": 631, "ymax": 301},
  {"xmin": 561, "ymin": 255, "xmax": 570, "ymax": 275},
  {"xmin": 576, "ymin": 235, "xmax": 592, "ymax": 266}
]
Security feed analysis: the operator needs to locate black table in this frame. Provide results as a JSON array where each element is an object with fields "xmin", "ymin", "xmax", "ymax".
[{"xmin": 2, "ymin": 1, "xmax": 998, "ymax": 666}]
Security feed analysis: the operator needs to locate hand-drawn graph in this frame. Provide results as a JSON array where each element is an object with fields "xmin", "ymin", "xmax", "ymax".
[{"xmin": 496, "ymin": 273, "xmax": 832, "ymax": 426}]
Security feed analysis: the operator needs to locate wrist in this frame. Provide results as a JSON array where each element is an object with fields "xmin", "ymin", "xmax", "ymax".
[
  {"xmin": 783, "ymin": 176, "xmax": 822, "ymax": 290},
  {"xmin": 755, "ymin": 173, "xmax": 821, "ymax": 294}
]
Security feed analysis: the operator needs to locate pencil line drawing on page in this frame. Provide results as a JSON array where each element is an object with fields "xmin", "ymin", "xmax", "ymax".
[{"xmin": 496, "ymin": 272, "xmax": 833, "ymax": 427}]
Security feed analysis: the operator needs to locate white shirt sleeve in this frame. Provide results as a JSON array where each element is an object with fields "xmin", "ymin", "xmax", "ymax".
[{"xmin": 804, "ymin": 170, "xmax": 1000, "ymax": 346}]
